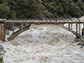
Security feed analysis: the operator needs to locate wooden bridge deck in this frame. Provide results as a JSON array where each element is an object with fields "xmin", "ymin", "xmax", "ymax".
[{"xmin": 3, "ymin": 20, "xmax": 84, "ymax": 24}]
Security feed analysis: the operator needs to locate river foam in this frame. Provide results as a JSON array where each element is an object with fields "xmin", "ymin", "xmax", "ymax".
[{"xmin": 3, "ymin": 24, "xmax": 84, "ymax": 63}]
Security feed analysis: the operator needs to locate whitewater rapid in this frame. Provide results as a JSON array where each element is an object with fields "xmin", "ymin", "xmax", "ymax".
[{"xmin": 2, "ymin": 24, "xmax": 84, "ymax": 63}]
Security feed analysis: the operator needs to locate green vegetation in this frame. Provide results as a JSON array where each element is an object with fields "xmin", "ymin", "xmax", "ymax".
[
  {"xmin": 0, "ymin": 0, "xmax": 84, "ymax": 19},
  {"xmin": 0, "ymin": 58, "xmax": 3, "ymax": 62},
  {"xmin": 0, "ymin": 4, "xmax": 10, "ymax": 19}
]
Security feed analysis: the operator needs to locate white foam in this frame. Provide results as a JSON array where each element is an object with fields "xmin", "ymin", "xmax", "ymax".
[{"xmin": 4, "ymin": 24, "xmax": 84, "ymax": 63}]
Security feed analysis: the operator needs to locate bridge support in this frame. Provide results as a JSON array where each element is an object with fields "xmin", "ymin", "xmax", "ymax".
[{"xmin": 0, "ymin": 23, "xmax": 5, "ymax": 41}]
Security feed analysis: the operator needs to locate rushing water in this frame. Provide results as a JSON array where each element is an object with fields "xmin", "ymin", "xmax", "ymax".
[{"xmin": 2, "ymin": 24, "xmax": 84, "ymax": 63}]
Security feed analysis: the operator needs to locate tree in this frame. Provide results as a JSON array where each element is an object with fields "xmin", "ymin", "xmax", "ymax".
[
  {"xmin": 73, "ymin": 0, "xmax": 78, "ymax": 3},
  {"xmin": 0, "ymin": 4, "xmax": 10, "ymax": 19},
  {"xmin": 60, "ymin": 0, "xmax": 70, "ymax": 15},
  {"xmin": 10, "ymin": 11, "xmax": 16, "ymax": 19},
  {"xmin": 0, "ymin": 0, "xmax": 84, "ymax": 19},
  {"xmin": 14, "ymin": 0, "xmax": 42, "ymax": 19},
  {"xmin": 0, "ymin": 0, "xmax": 5, "ymax": 4},
  {"xmin": 77, "ymin": 0, "xmax": 84, "ymax": 15},
  {"xmin": 68, "ymin": 5, "xmax": 81, "ymax": 17}
]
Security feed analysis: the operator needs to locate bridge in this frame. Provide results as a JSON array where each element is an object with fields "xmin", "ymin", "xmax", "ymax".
[{"xmin": 0, "ymin": 19, "xmax": 84, "ymax": 41}]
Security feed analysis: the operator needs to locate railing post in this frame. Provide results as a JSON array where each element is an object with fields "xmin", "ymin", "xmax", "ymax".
[
  {"xmin": 76, "ymin": 23, "xmax": 78, "ymax": 33},
  {"xmin": 68, "ymin": 23, "xmax": 70, "ymax": 30},
  {"xmin": 3, "ymin": 22, "xmax": 5, "ymax": 41},
  {"xmin": 12, "ymin": 23, "xmax": 14, "ymax": 33},
  {"xmin": 83, "ymin": 23, "xmax": 84, "ymax": 28},
  {"xmin": 79, "ymin": 23, "xmax": 80, "ymax": 34},
  {"xmin": 71, "ymin": 23, "xmax": 72, "ymax": 30},
  {"xmin": 21, "ymin": 23, "xmax": 23, "ymax": 30}
]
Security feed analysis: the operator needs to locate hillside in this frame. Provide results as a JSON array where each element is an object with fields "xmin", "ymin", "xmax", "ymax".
[{"xmin": 0, "ymin": 0, "xmax": 84, "ymax": 19}]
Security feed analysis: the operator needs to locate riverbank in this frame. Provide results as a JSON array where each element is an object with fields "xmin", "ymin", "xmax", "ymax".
[{"xmin": 0, "ymin": 41, "xmax": 4, "ymax": 63}]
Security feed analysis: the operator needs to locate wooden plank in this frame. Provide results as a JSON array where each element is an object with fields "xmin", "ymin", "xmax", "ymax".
[
  {"xmin": 0, "ymin": 25, "xmax": 3, "ymax": 31},
  {"xmin": 3, "ymin": 23, "xmax": 5, "ymax": 41},
  {"xmin": 5, "ymin": 20, "xmax": 84, "ymax": 24},
  {"xmin": 83, "ymin": 23, "xmax": 84, "ymax": 28},
  {"xmin": 68, "ymin": 23, "xmax": 70, "ymax": 30},
  {"xmin": 12, "ymin": 23, "xmax": 14, "ymax": 33},
  {"xmin": 79, "ymin": 23, "xmax": 80, "ymax": 34},
  {"xmin": 76, "ymin": 23, "xmax": 78, "ymax": 33},
  {"xmin": 21, "ymin": 23, "xmax": 23, "ymax": 30},
  {"xmin": 71, "ymin": 23, "xmax": 72, "ymax": 30}
]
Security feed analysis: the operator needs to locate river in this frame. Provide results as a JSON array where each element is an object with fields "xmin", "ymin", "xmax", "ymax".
[{"xmin": 2, "ymin": 24, "xmax": 84, "ymax": 63}]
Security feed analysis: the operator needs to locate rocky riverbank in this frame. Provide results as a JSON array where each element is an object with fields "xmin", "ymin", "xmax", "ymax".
[{"xmin": 0, "ymin": 45, "xmax": 3, "ymax": 63}]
